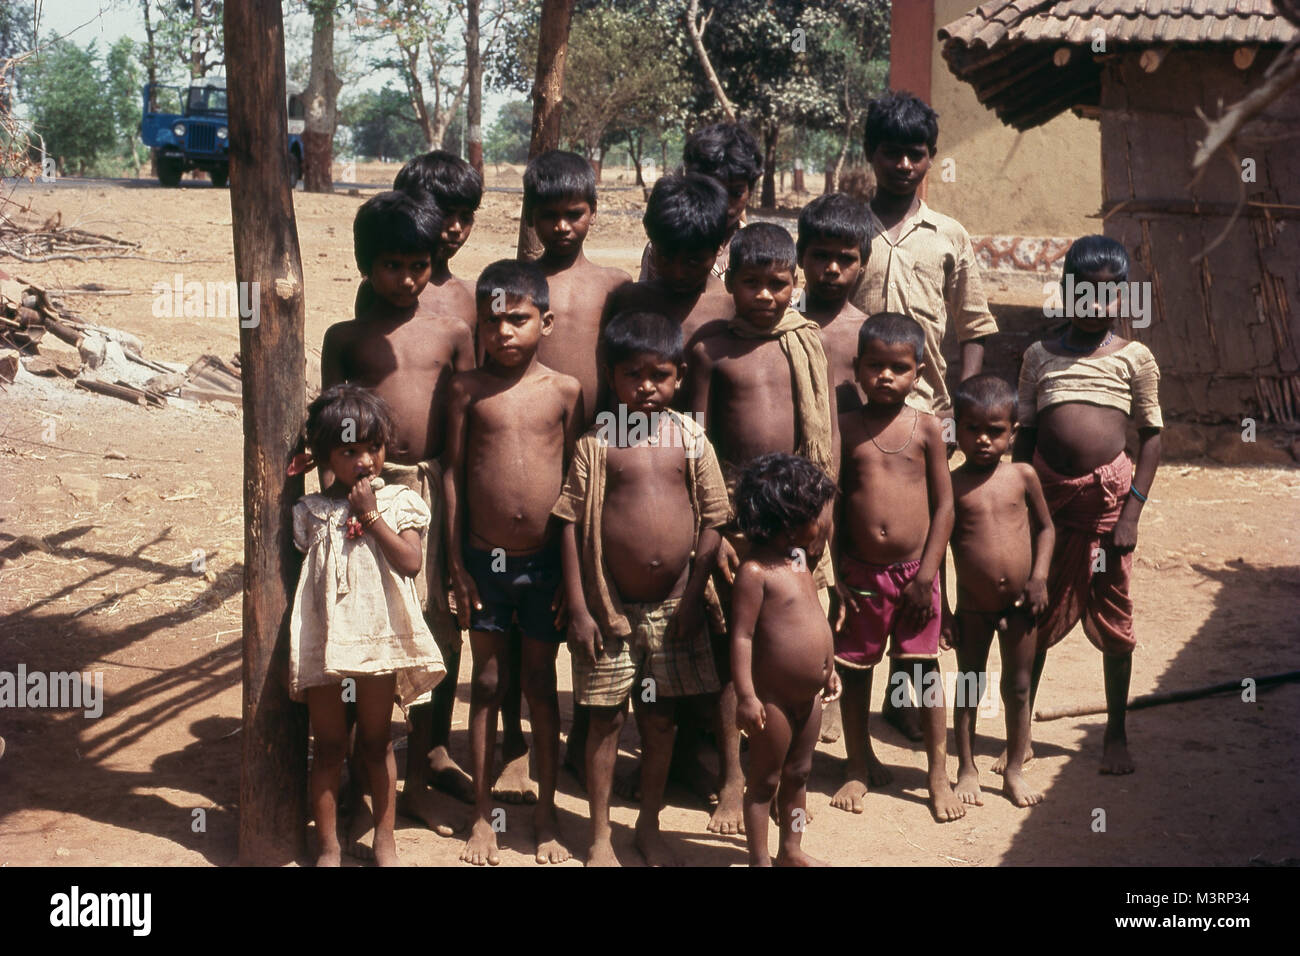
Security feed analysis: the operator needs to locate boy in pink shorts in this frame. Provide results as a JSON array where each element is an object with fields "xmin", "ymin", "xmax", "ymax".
[{"xmin": 831, "ymin": 313, "xmax": 962, "ymax": 823}]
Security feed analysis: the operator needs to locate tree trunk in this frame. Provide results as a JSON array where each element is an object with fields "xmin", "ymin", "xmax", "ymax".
[
  {"xmin": 224, "ymin": 0, "xmax": 309, "ymax": 867},
  {"xmin": 760, "ymin": 121, "xmax": 778, "ymax": 209},
  {"xmin": 302, "ymin": 1, "xmax": 342, "ymax": 194},
  {"xmin": 142, "ymin": 1, "xmax": 158, "ymax": 108},
  {"xmin": 517, "ymin": 0, "xmax": 576, "ymax": 259},
  {"xmin": 685, "ymin": 0, "xmax": 736, "ymax": 122},
  {"xmin": 401, "ymin": 44, "xmax": 436, "ymax": 147},
  {"xmin": 191, "ymin": 0, "xmax": 204, "ymax": 78},
  {"xmin": 466, "ymin": 0, "xmax": 484, "ymax": 176},
  {"xmin": 627, "ymin": 129, "xmax": 644, "ymax": 186},
  {"xmin": 830, "ymin": 117, "xmax": 853, "ymax": 194}
]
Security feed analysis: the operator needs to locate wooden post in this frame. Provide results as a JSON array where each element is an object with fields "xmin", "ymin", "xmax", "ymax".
[
  {"xmin": 225, "ymin": 0, "xmax": 309, "ymax": 866},
  {"xmin": 466, "ymin": 0, "xmax": 484, "ymax": 177},
  {"xmin": 516, "ymin": 0, "xmax": 576, "ymax": 259}
]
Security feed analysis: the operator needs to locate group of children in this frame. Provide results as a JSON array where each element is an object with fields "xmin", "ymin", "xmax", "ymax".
[{"xmin": 286, "ymin": 91, "xmax": 1163, "ymax": 867}]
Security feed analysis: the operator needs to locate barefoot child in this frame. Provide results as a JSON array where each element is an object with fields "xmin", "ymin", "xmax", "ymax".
[
  {"xmin": 393, "ymin": 148, "xmax": 483, "ymax": 329},
  {"xmin": 832, "ymin": 312, "xmax": 962, "ymax": 822},
  {"xmin": 796, "ymin": 191, "xmax": 872, "ymax": 744},
  {"xmin": 851, "ymin": 91, "xmax": 999, "ymax": 738},
  {"xmin": 290, "ymin": 385, "xmax": 447, "ymax": 866},
  {"xmin": 608, "ymin": 173, "xmax": 735, "ymax": 351},
  {"xmin": 321, "ymin": 192, "xmax": 475, "ymax": 827},
  {"xmin": 1013, "ymin": 235, "xmax": 1162, "ymax": 775},
  {"xmin": 444, "ymin": 259, "xmax": 584, "ymax": 865},
  {"xmin": 797, "ymin": 192, "xmax": 872, "ymax": 415},
  {"xmin": 522, "ymin": 151, "xmax": 632, "ymax": 789},
  {"xmin": 688, "ymin": 222, "xmax": 839, "ymax": 835},
  {"xmin": 947, "ymin": 374, "xmax": 1054, "ymax": 808},
  {"xmin": 638, "ymin": 123, "xmax": 762, "ymax": 282},
  {"xmin": 732, "ymin": 453, "xmax": 842, "ymax": 866},
  {"xmin": 555, "ymin": 311, "xmax": 729, "ymax": 866}
]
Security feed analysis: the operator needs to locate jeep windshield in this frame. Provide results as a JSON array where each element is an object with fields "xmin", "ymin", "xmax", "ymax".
[{"xmin": 186, "ymin": 86, "xmax": 228, "ymax": 115}]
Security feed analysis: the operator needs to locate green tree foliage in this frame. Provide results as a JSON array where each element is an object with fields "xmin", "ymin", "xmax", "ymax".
[
  {"xmin": 23, "ymin": 39, "xmax": 118, "ymax": 175},
  {"xmin": 484, "ymin": 98, "xmax": 531, "ymax": 163},
  {"xmin": 490, "ymin": 0, "xmax": 689, "ymax": 174},
  {"xmin": 156, "ymin": 0, "xmax": 225, "ymax": 79},
  {"xmin": 339, "ymin": 84, "xmax": 429, "ymax": 159},
  {"xmin": 107, "ymin": 37, "xmax": 149, "ymax": 172}
]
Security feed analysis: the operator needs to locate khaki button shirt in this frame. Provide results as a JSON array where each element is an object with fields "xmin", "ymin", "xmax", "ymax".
[{"xmin": 851, "ymin": 200, "xmax": 998, "ymax": 416}]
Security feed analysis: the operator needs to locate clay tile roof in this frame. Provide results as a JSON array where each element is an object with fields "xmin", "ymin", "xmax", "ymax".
[{"xmin": 939, "ymin": 1, "xmax": 1300, "ymax": 129}]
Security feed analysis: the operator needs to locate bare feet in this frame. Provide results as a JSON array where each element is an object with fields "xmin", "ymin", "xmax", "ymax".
[
  {"xmin": 398, "ymin": 785, "xmax": 461, "ymax": 837},
  {"xmin": 882, "ymin": 702, "xmax": 924, "ymax": 742},
  {"xmin": 316, "ymin": 846, "xmax": 342, "ymax": 867},
  {"xmin": 955, "ymin": 767, "xmax": 984, "ymax": 806},
  {"xmin": 635, "ymin": 820, "xmax": 682, "ymax": 866},
  {"xmin": 534, "ymin": 809, "xmax": 570, "ymax": 864},
  {"xmin": 1003, "ymin": 769, "xmax": 1044, "ymax": 806},
  {"xmin": 929, "ymin": 774, "xmax": 967, "ymax": 822},
  {"xmin": 819, "ymin": 698, "xmax": 842, "ymax": 744},
  {"xmin": 775, "ymin": 847, "xmax": 828, "ymax": 867},
  {"xmin": 460, "ymin": 817, "xmax": 501, "ymax": 866},
  {"xmin": 492, "ymin": 749, "xmax": 539, "ymax": 804},
  {"xmin": 372, "ymin": 830, "xmax": 399, "ymax": 867},
  {"xmin": 428, "ymin": 746, "xmax": 475, "ymax": 804},
  {"xmin": 991, "ymin": 743, "xmax": 1034, "ymax": 774},
  {"xmin": 670, "ymin": 754, "xmax": 720, "ymax": 809},
  {"xmin": 345, "ymin": 794, "xmax": 375, "ymax": 859},
  {"xmin": 613, "ymin": 763, "xmax": 641, "ymax": 802},
  {"xmin": 1100, "ymin": 735, "xmax": 1135, "ymax": 775},
  {"xmin": 587, "ymin": 837, "xmax": 621, "ymax": 867},
  {"xmin": 707, "ymin": 782, "xmax": 746, "ymax": 834},
  {"xmin": 830, "ymin": 756, "xmax": 892, "ymax": 814}
]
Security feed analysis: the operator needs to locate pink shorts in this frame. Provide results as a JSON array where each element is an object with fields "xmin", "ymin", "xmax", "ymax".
[{"xmin": 834, "ymin": 554, "xmax": 942, "ymax": 669}]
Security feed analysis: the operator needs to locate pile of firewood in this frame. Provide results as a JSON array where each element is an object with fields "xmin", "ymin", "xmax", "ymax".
[{"xmin": 0, "ymin": 274, "xmax": 195, "ymax": 406}]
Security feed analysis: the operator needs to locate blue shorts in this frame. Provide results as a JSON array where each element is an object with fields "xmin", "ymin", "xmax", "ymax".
[{"xmin": 464, "ymin": 542, "xmax": 564, "ymax": 644}]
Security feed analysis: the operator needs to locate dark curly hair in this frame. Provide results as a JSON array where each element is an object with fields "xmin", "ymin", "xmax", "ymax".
[
  {"xmin": 734, "ymin": 453, "xmax": 836, "ymax": 545},
  {"xmin": 305, "ymin": 383, "xmax": 396, "ymax": 458}
]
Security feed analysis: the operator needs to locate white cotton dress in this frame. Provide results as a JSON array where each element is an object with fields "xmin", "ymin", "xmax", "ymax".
[{"xmin": 289, "ymin": 478, "xmax": 446, "ymax": 710}]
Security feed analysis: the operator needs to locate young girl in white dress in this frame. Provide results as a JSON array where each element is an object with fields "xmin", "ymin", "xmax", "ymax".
[{"xmin": 290, "ymin": 384, "xmax": 446, "ymax": 866}]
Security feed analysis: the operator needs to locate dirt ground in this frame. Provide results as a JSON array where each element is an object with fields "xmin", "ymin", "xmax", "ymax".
[{"xmin": 1, "ymin": 166, "xmax": 1298, "ymax": 868}]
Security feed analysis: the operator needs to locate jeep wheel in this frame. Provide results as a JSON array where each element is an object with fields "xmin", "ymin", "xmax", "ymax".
[
  {"xmin": 211, "ymin": 165, "xmax": 229, "ymax": 188},
  {"xmin": 158, "ymin": 156, "xmax": 183, "ymax": 187}
]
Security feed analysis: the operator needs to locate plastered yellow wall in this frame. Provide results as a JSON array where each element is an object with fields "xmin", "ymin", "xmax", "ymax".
[{"xmin": 924, "ymin": 0, "xmax": 1102, "ymax": 236}]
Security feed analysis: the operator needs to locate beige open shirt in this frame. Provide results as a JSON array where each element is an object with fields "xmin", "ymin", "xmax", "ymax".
[{"xmin": 850, "ymin": 201, "xmax": 998, "ymax": 416}]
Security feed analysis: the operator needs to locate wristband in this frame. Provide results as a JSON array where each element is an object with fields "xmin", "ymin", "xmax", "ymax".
[
  {"xmin": 1128, "ymin": 486, "xmax": 1147, "ymax": 503},
  {"xmin": 361, "ymin": 509, "xmax": 381, "ymax": 527}
]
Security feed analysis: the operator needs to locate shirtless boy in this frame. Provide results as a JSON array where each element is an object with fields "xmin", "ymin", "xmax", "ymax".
[
  {"xmin": 797, "ymin": 192, "xmax": 872, "ymax": 415},
  {"xmin": 1013, "ymin": 235, "xmax": 1162, "ymax": 775},
  {"xmin": 731, "ymin": 453, "xmax": 841, "ymax": 866},
  {"xmin": 524, "ymin": 150, "xmax": 630, "ymax": 423},
  {"xmin": 638, "ymin": 123, "xmax": 762, "ymax": 282},
  {"xmin": 320, "ymin": 191, "xmax": 475, "ymax": 831},
  {"xmin": 689, "ymin": 222, "xmax": 839, "ymax": 834},
  {"xmin": 393, "ymin": 148, "xmax": 482, "ymax": 329},
  {"xmin": 556, "ymin": 311, "xmax": 729, "ymax": 866},
  {"xmin": 607, "ymin": 173, "xmax": 734, "ymax": 352},
  {"xmin": 832, "ymin": 312, "xmax": 962, "ymax": 822},
  {"xmin": 947, "ymin": 374, "xmax": 1053, "ymax": 808},
  {"xmin": 444, "ymin": 260, "xmax": 584, "ymax": 865},
  {"xmin": 796, "ymin": 192, "xmax": 872, "ymax": 743}
]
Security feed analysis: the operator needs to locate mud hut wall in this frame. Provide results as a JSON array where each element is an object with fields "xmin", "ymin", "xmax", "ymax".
[{"xmin": 1099, "ymin": 48, "xmax": 1300, "ymax": 423}]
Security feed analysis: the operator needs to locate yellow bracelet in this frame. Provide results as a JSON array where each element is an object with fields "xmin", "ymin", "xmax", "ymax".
[{"xmin": 361, "ymin": 510, "xmax": 381, "ymax": 528}]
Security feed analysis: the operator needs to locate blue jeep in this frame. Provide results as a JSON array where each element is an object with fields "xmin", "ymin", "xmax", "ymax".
[{"xmin": 140, "ymin": 77, "xmax": 305, "ymax": 187}]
